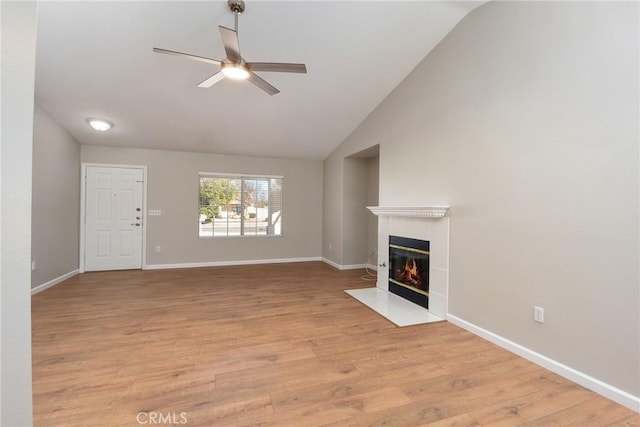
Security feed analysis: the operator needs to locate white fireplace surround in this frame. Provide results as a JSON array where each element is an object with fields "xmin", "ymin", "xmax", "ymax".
[{"xmin": 367, "ymin": 206, "xmax": 450, "ymax": 320}]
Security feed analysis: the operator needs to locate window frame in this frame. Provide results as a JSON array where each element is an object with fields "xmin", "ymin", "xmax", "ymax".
[{"xmin": 198, "ymin": 172, "xmax": 284, "ymax": 239}]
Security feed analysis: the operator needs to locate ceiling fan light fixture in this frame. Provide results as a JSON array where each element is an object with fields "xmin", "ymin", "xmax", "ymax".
[
  {"xmin": 221, "ymin": 63, "xmax": 250, "ymax": 80},
  {"xmin": 153, "ymin": 0, "xmax": 305, "ymax": 95},
  {"xmin": 87, "ymin": 118, "xmax": 113, "ymax": 132}
]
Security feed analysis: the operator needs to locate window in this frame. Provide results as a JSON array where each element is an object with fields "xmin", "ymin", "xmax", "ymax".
[{"xmin": 198, "ymin": 174, "xmax": 283, "ymax": 237}]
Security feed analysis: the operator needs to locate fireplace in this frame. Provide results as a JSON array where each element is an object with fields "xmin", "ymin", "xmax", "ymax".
[{"xmin": 388, "ymin": 235, "xmax": 430, "ymax": 308}]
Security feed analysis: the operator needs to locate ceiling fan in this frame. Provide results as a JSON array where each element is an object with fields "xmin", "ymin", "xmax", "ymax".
[{"xmin": 153, "ymin": 0, "xmax": 307, "ymax": 96}]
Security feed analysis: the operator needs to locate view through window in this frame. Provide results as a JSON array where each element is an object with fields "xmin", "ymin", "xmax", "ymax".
[{"xmin": 198, "ymin": 174, "xmax": 283, "ymax": 237}]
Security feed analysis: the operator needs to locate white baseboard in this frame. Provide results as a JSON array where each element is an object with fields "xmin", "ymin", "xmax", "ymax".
[
  {"xmin": 144, "ymin": 256, "xmax": 322, "ymax": 270},
  {"xmin": 343, "ymin": 264, "xmax": 368, "ymax": 270},
  {"xmin": 321, "ymin": 258, "xmax": 342, "ymax": 269},
  {"xmin": 321, "ymin": 258, "xmax": 369, "ymax": 271},
  {"xmin": 447, "ymin": 313, "xmax": 640, "ymax": 413},
  {"xmin": 321, "ymin": 258, "xmax": 342, "ymax": 270},
  {"xmin": 31, "ymin": 269, "xmax": 79, "ymax": 296}
]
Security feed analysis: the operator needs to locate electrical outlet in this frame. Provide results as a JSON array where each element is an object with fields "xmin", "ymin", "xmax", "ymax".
[
  {"xmin": 534, "ymin": 306, "xmax": 545, "ymax": 323},
  {"xmin": 155, "ymin": 246, "xmax": 161, "ymax": 253},
  {"xmin": 329, "ymin": 243, "xmax": 332, "ymax": 250},
  {"xmin": 31, "ymin": 261, "xmax": 36, "ymax": 271}
]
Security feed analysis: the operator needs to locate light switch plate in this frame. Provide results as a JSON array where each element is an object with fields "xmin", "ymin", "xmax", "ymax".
[{"xmin": 148, "ymin": 209, "xmax": 161, "ymax": 216}]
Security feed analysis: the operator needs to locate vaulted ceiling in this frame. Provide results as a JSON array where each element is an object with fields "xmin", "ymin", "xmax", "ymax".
[{"xmin": 35, "ymin": 1, "xmax": 483, "ymax": 160}]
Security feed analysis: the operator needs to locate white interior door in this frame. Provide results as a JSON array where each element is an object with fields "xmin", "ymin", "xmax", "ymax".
[{"xmin": 85, "ymin": 166, "xmax": 144, "ymax": 271}]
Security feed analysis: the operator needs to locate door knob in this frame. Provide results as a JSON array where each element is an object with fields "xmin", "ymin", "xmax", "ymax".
[{"xmin": 131, "ymin": 223, "xmax": 141, "ymax": 227}]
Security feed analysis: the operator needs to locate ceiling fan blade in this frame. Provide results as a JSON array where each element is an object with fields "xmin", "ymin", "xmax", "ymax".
[
  {"xmin": 153, "ymin": 48, "xmax": 221, "ymax": 66},
  {"xmin": 197, "ymin": 71, "xmax": 225, "ymax": 88},
  {"xmin": 219, "ymin": 26, "xmax": 241, "ymax": 63},
  {"xmin": 247, "ymin": 62, "xmax": 307, "ymax": 73},
  {"xmin": 248, "ymin": 72, "xmax": 280, "ymax": 96}
]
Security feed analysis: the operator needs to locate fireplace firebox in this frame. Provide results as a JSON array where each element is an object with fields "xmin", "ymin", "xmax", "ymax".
[{"xmin": 388, "ymin": 235, "xmax": 430, "ymax": 308}]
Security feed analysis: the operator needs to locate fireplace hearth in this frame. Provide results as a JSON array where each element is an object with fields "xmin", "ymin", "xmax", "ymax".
[{"xmin": 388, "ymin": 235, "xmax": 430, "ymax": 308}]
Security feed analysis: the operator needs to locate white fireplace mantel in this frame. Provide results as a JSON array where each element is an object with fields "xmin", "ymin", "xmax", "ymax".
[{"xmin": 367, "ymin": 206, "xmax": 449, "ymax": 218}]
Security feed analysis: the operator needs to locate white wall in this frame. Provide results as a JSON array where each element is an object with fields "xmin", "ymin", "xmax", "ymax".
[
  {"xmin": 324, "ymin": 1, "xmax": 639, "ymax": 400},
  {"xmin": 342, "ymin": 157, "xmax": 372, "ymax": 266},
  {"xmin": 367, "ymin": 157, "xmax": 379, "ymax": 266},
  {"xmin": 32, "ymin": 104, "xmax": 81, "ymax": 289},
  {"xmin": 322, "ymin": 154, "xmax": 344, "ymax": 264},
  {"xmin": 330, "ymin": 152, "xmax": 379, "ymax": 268},
  {"xmin": 1, "ymin": 1, "xmax": 37, "ymax": 424},
  {"xmin": 81, "ymin": 145, "xmax": 323, "ymax": 267}
]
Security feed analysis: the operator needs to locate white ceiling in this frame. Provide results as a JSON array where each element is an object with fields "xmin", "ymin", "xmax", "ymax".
[{"xmin": 35, "ymin": 1, "xmax": 482, "ymax": 160}]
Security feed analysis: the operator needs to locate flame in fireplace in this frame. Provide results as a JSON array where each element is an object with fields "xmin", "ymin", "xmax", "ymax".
[{"xmin": 400, "ymin": 258, "xmax": 422, "ymax": 287}]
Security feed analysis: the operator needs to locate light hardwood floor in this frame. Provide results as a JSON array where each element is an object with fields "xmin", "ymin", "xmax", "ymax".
[{"xmin": 32, "ymin": 262, "xmax": 638, "ymax": 426}]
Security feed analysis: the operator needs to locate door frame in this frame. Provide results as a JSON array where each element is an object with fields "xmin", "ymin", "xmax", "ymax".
[{"xmin": 80, "ymin": 163, "xmax": 148, "ymax": 273}]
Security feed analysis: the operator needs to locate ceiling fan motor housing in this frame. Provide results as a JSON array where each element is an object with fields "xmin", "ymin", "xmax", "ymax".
[{"xmin": 228, "ymin": 0, "xmax": 245, "ymax": 14}]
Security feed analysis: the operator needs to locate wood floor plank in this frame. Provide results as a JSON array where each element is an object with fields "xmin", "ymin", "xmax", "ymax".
[
  {"xmin": 517, "ymin": 395, "xmax": 640, "ymax": 426},
  {"xmin": 31, "ymin": 262, "xmax": 637, "ymax": 426},
  {"xmin": 469, "ymin": 382, "xmax": 598, "ymax": 425},
  {"xmin": 255, "ymin": 387, "xmax": 412, "ymax": 427},
  {"xmin": 424, "ymin": 413, "xmax": 480, "ymax": 427}
]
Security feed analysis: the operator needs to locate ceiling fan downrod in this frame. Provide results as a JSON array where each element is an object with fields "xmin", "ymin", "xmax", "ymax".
[{"xmin": 228, "ymin": 0, "xmax": 244, "ymax": 32}]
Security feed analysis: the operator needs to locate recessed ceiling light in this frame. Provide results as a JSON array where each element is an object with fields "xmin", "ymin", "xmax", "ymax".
[{"xmin": 87, "ymin": 118, "xmax": 113, "ymax": 132}]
